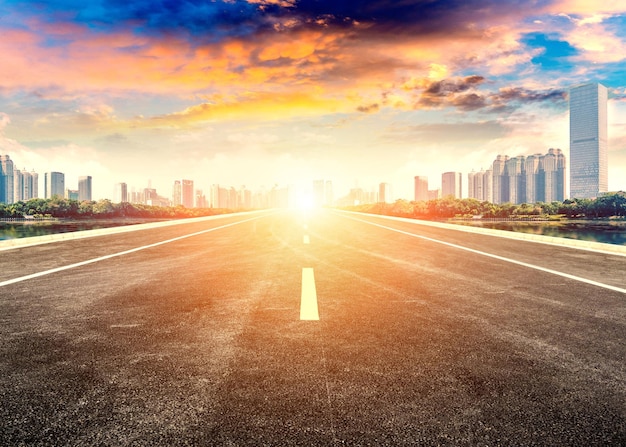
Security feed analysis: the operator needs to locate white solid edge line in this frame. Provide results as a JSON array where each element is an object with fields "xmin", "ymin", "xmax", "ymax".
[
  {"xmin": 300, "ymin": 268, "xmax": 319, "ymax": 321},
  {"xmin": 0, "ymin": 209, "xmax": 274, "ymax": 252},
  {"xmin": 334, "ymin": 209, "xmax": 626, "ymax": 257},
  {"xmin": 343, "ymin": 214, "xmax": 626, "ymax": 295},
  {"xmin": 0, "ymin": 214, "xmax": 266, "ymax": 288}
]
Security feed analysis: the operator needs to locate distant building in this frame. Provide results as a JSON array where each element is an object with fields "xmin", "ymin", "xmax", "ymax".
[
  {"xmin": 13, "ymin": 167, "xmax": 38, "ymax": 202},
  {"xmin": 525, "ymin": 155, "xmax": 542, "ymax": 204},
  {"xmin": 506, "ymin": 156, "xmax": 526, "ymax": 204},
  {"xmin": 238, "ymin": 186, "xmax": 252, "ymax": 209},
  {"xmin": 182, "ymin": 179, "xmax": 194, "ymax": 208},
  {"xmin": 0, "ymin": 155, "xmax": 15, "ymax": 204},
  {"xmin": 488, "ymin": 149, "xmax": 565, "ymax": 204},
  {"xmin": 570, "ymin": 82, "xmax": 608, "ymax": 199},
  {"xmin": 379, "ymin": 182, "xmax": 391, "ymax": 203},
  {"xmin": 45, "ymin": 172, "xmax": 65, "ymax": 199},
  {"xmin": 78, "ymin": 176, "xmax": 92, "ymax": 201},
  {"xmin": 414, "ymin": 176, "xmax": 428, "ymax": 202},
  {"xmin": 428, "ymin": 189, "xmax": 441, "ymax": 200},
  {"xmin": 114, "ymin": 182, "xmax": 128, "ymax": 203},
  {"xmin": 542, "ymin": 148, "xmax": 566, "ymax": 202},
  {"xmin": 468, "ymin": 168, "xmax": 492, "ymax": 202},
  {"xmin": 65, "ymin": 189, "xmax": 79, "ymax": 201},
  {"xmin": 144, "ymin": 187, "xmax": 157, "ymax": 204},
  {"xmin": 442, "ymin": 172, "xmax": 462, "ymax": 198},
  {"xmin": 492, "ymin": 155, "xmax": 509, "ymax": 204},
  {"xmin": 195, "ymin": 189, "xmax": 207, "ymax": 208},
  {"xmin": 172, "ymin": 180, "xmax": 182, "ymax": 206}
]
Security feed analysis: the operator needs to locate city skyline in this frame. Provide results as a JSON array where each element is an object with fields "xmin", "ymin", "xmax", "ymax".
[{"xmin": 0, "ymin": 2, "xmax": 625, "ymax": 200}]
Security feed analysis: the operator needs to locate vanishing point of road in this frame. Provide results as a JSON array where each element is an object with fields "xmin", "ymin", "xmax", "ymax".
[{"xmin": 1, "ymin": 209, "xmax": 624, "ymax": 446}]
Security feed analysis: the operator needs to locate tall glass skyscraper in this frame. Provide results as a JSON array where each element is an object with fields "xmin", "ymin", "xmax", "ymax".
[
  {"xmin": 569, "ymin": 83, "xmax": 608, "ymax": 199},
  {"xmin": 45, "ymin": 171, "xmax": 65, "ymax": 198},
  {"xmin": 78, "ymin": 175, "xmax": 92, "ymax": 201},
  {"xmin": 0, "ymin": 155, "xmax": 15, "ymax": 204}
]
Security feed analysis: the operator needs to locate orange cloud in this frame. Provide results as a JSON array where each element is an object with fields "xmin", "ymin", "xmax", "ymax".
[{"xmin": 144, "ymin": 91, "xmax": 347, "ymax": 126}]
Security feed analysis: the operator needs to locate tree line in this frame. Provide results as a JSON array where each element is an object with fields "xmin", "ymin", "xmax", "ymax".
[
  {"xmin": 343, "ymin": 191, "xmax": 626, "ymax": 220},
  {"xmin": 0, "ymin": 197, "xmax": 239, "ymax": 219}
]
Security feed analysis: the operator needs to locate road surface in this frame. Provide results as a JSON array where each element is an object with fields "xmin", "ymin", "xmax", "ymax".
[{"xmin": 1, "ymin": 209, "xmax": 624, "ymax": 445}]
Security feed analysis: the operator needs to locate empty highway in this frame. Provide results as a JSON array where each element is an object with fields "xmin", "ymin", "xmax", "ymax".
[{"xmin": 1, "ymin": 209, "xmax": 625, "ymax": 446}]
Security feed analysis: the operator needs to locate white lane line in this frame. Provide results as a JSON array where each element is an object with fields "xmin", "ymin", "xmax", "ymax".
[
  {"xmin": 345, "ymin": 215, "xmax": 626, "ymax": 295},
  {"xmin": 0, "ymin": 215, "xmax": 267, "ymax": 288},
  {"xmin": 303, "ymin": 235, "xmax": 310, "ymax": 244},
  {"xmin": 300, "ymin": 268, "xmax": 319, "ymax": 320}
]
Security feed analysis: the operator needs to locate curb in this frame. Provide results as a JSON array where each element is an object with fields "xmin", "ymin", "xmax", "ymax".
[
  {"xmin": 337, "ymin": 210, "xmax": 626, "ymax": 257},
  {"xmin": 0, "ymin": 210, "xmax": 268, "ymax": 251}
]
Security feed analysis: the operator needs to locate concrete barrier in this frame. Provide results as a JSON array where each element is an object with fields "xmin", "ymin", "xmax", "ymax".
[
  {"xmin": 0, "ymin": 210, "xmax": 269, "ymax": 251},
  {"xmin": 337, "ymin": 210, "xmax": 626, "ymax": 257}
]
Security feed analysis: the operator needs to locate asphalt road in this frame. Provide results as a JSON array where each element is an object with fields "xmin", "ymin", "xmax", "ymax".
[{"xmin": 0, "ymin": 209, "xmax": 624, "ymax": 446}]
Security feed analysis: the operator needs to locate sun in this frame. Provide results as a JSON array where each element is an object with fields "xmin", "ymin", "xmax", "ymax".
[{"xmin": 293, "ymin": 191, "xmax": 315, "ymax": 211}]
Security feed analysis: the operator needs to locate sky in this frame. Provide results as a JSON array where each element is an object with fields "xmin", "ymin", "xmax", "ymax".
[{"xmin": 1, "ymin": 0, "xmax": 626, "ymax": 202}]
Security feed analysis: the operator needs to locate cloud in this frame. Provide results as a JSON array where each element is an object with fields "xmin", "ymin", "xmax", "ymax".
[
  {"xmin": 356, "ymin": 103, "xmax": 379, "ymax": 114},
  {"xmin": 493, "ymin": 87, "xmax": 567, "ymax": 103},
  {"xmin": 0, "ymin": 113, "xmax": 10, "ymax": 133},
  {"xmin": 386, "ymin": 120, "xmax": 509, "ymax": 144},
  {"xmin": 416, "ymin": 76, "xmax": 486, "ymax": 109},
  {"xmin": 143, "ymin": 91, "xmax": 347, "ymax": 126}
]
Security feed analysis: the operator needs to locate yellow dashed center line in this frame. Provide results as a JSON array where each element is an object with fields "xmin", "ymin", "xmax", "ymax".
[{"xmin": 300, "ymin": 268, "xmax": 319, "ymax": 321}]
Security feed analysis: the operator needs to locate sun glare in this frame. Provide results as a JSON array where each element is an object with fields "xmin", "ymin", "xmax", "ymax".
[{"xmin": 294, "ymin": 192, "xmax": 315, "ymax": 211}]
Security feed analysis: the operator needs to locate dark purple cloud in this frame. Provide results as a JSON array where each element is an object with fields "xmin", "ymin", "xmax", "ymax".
[
  {"xmin": 416, "ymin": 76, "xmax": 566, "ymax": 111},
  {"xmin": 5, "ymin": 0, "xmax": 554, "ymax": 42}
]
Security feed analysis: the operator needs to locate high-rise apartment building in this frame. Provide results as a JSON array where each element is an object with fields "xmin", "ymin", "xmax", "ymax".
[
  {"xmin": 468, "ymin": 168, "xmax": 492, "ymax": 202},
  {"xmin": 45, "ymin": 172, "xmax": 65, "ymax": 199},
  {"xmin": 195, "ymin": 189, "xmax": 207, "ymax": 208},
  {"xmin": 78, "ymin": 176, "xmax": 92, "ymax": 201},
  {"xmin": 488, "ymin": 149, "xmax": 565, "ymax": 204},
  {"xmin": 441, "ymin": 172, "xmax": 462, "ymax": 199},
  {"xmin": 172, "ymin": 180, "xmax": 182, "ymax": 206},
  {"xmin": 506, "ymin": 156, "xmax": 526, "ymax": 204},
  {"xmin": 182, "ymin": 179, "xmax": 194, "ymax": 208},
  {"xmin": 569, "ymin": 83, "xmax": 608, "ymax": 199},
  {"xmin": 114, "ymin": 182, "xmax": 128, "ymax": 203},
  {"xmin": 13, "ymin": 168, "xmax": 38, "ymax": 202},
  {"xmin": 542, "ymin": 148, "xmax": 567, "ymax": 202},
  {"xmin": 491, "ymin": 155, "xmax": 509, "ymax": 204},
  {"xmin": 414, "ymin": 176, "xmax": 429, "ymax": 202},
  {"xmin": 378, "ymin": 182, "xmax": 391, "ymax": 203}
]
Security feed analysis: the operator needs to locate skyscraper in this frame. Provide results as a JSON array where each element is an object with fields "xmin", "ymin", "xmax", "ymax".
[
  {"xmin": 45, "ymin": 172, "xmax": 65, "ymax": 199},
  {"xmin": 492, "ymin": 155, "xmax": 509, "ymax": 204},
  {"xmin": 114, "ymin": 182, "xmax": 128, "ymax": 203},
  {"xmin": 569, "ymin": 83, "xmax": 608, "ymax": 199},
  {"xmin": 378, "ymin": 182, "xmax": 391, "ymax": 203},
  {"xmin": 487, "ymin": 149, "xmax": 565, "ymax": 204},
  {"xmin": 182, "ymin": 179, "xmax": 194, "ymax": 208},
  {"xmin": 78, "ymin": 176, "xmax": 92, "ymax": 201},
  {"xmin": 0, "ymin": 155, "xmax": 14, "ymax": 204},
  {"xmin": 506, "ymin": 156, "xmax": 526, "ymax": 204},
  {"xmin": 414, "ymin": 176, "xmax": 428, "ymax": 202},
  {"xmin": 441, "ymin": 172, "xmax": 462, "ymax": 199},
  {"xmin": 172, "ymin": 180, "xmax": 182, "ymax": 206}
]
